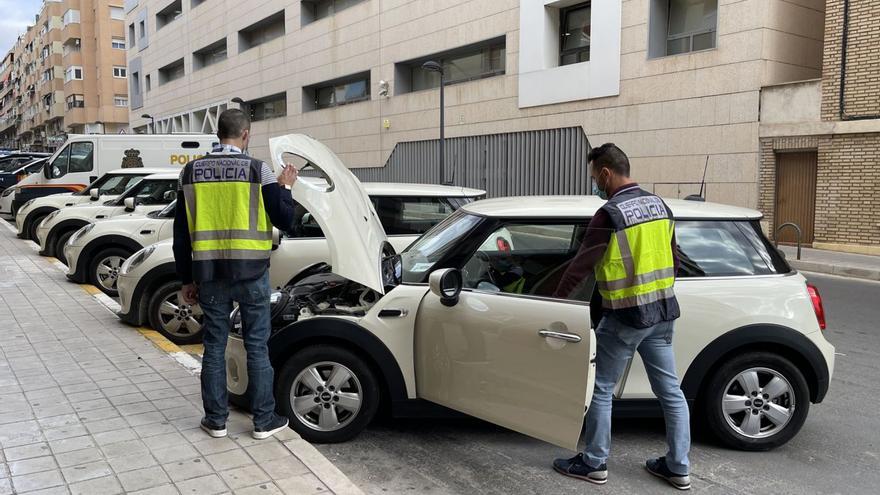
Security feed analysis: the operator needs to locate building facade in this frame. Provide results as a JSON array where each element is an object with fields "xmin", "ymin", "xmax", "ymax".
[
  {"xmin": 759, "ymin": 0, "xmax": 880, "ymax": 255},
  {"xmin": 0, "ymin": 0, "xmax": 130, "ymax": 151},
  {"xmin": 127, "ymin": 0, "xmax": 824, "ymax": 206}
]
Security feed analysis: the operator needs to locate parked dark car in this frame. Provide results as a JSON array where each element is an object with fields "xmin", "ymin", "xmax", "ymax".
[{"xmin": 0, "ymin": 157, "xmax": 49, "ymax": 191}]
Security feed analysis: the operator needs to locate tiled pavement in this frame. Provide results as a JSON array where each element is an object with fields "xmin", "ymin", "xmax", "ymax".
[{"xmin": 0, "ymin": 223, "xmax": 363, "ymax": 495}]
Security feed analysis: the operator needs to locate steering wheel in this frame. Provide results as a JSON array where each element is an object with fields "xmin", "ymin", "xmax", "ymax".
[{"xmin": 463, "ymin": 251, "xmax": 495, "ymax": 287}]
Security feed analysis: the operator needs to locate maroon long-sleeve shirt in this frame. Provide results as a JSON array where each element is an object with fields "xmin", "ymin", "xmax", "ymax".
[{"xmin": 554, "ymin": 183, "xmax": 679, "ymax": 310}]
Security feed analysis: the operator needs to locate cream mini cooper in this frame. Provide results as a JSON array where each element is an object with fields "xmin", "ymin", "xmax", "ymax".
[
  {"xmin": 64, "ymin": 201, "xmax": 179, "ymax": 297},
  {"xmin": 35, "ymin": 172, "xmax": 179, "ymax": 263},
  {"xmin": 224, "ymin": 134, "xmax": 834, "ymax": 452},
  {"xmin": 115, "ymin": 180, "xmax": 484, "ymax": 344}
]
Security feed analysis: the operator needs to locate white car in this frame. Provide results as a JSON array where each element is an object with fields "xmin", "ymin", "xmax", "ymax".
[
  {"xmin": 35, "ymin": 172, "xmax": 179, "ymax": 262},
  {"xmin": 64, "ymin": 201, "xmax": 179, "ymax": 297},
  {"xmin": 116, "ymin": 182, "xmax": 484, "ymax": 344},
  {"xmin": 15, "ymin": 168, "xmax": 173, "ymax": 241},
  {"xmin": 223, "ymin": 134, "xmax": 834, "ymax": 453}
]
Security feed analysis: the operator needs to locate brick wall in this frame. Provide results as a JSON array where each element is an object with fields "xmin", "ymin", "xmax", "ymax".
[
  {"xmin": 814, "ymin": 133, "xmax": 880, "ymax": 246},
  {"xmin": 821, "ymin": 0, "xmax": 880, "ymax": 120}
]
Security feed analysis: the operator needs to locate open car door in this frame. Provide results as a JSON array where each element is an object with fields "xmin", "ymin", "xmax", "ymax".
[
  {"xmin": 414, "ymin": 288, "xmax": 596, "ymax": 450},
  {"xmin": 268, "ymin": 134, "xmax": 389, "ymax": 293}
]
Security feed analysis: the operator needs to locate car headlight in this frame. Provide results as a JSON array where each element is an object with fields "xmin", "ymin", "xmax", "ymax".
[
  {"xmin": 121, "ymin": 244, "xmax": 156, "ymax": 275},
  {"xmin": 40, "ymin": 210, "xmax": 60, "ymax": 226},
  {"xmin": 69, "ymin": 223, "xmax": 95, "ymax": 245},
  {"xmin": 2, "ymin": 187, "xmax": 17, "ymax": 198}
]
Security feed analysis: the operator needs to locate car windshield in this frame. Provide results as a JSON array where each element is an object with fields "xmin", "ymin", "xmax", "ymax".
[
  {"xmin": 110, "ymin": 179, "xmax": 177, "ymax": 206},
  {"xmin": 150, "ymin": 200, "xmax": 177, "ymax": 219},
  {"xmin": 77, "ymin": 174, "xmax": 145, "ymax": 196},
  {"xmin": 400, "ymin": 210, "xmax": 483, "ymax": 283}
]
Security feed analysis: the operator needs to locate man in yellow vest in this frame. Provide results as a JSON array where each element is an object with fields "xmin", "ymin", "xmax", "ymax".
[
  {"xmin": 173, "ymin": 109, "xmax": 297, "ymax": 440},
  {"xmin": 552, "ymin": 144, "xmax": 691, "ymax": 490}
]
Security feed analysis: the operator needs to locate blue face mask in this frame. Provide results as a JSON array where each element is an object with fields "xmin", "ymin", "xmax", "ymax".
[{"xmin": 592, "ymin": 177, "xmax": 608, "ymax": 200}]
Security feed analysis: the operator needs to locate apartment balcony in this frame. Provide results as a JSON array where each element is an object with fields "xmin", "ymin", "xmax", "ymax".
[
  {"xmin": 64, "ymin": 106, "xmax": 87, "ymax": 126},
  {"xmin": 61, "ymin": 23, "xmax": 81, "ymax": 43},
  {"xmin": 47, "ymin": 101, "xmax": 65, "ymax": 121}
]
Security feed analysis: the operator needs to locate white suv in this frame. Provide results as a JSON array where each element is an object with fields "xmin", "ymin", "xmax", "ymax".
[
  {"xmin": 116, "ymin": 182, "xmax": 484, "ymax": 344},
  {"xmin": 224, "ymin": 135, "xmax": 834, "ymax": 452}
]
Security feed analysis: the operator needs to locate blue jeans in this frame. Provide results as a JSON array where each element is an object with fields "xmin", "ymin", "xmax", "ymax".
[
  {"xmin": 198, "ymin": 271, "xmax": 276, "ymax": 429},
  {"xmin": 583, "ymin": 314, "xmax": 691, "ymax": 475}
]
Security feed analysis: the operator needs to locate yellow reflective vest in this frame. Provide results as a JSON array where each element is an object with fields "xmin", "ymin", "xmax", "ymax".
[
  {"xmin": 181, "ymin": 153, "xmax": 272, "ymax": 282},
  {"xmin": 594, "ymin": 186, "xmax": 680, "ymax": 328}
]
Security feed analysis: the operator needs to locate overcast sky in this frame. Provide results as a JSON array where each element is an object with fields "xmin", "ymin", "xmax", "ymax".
[{"xmin": 0, "ymin": 0, "xmax": 43, "ymax": 58}]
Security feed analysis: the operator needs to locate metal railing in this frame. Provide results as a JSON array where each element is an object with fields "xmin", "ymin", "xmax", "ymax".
[{"xmin": 775, "ymin": 222, "xmax": 803, "ymax": 260}]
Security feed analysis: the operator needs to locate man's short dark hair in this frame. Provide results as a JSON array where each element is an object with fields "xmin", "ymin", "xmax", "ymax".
[
  {"xmin": 217, "ymin": 109, "xmax": 250, "ymax": 140},
  {"xmin": 588, "ymin": 143, "xmax": 630, "ymax": 177}
]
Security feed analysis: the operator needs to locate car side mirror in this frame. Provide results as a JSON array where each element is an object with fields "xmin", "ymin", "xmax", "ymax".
[
  {"xmin": 301, "ymin": 212, "xmax": 313, "ymax": 225},
  {"xmin": 124, "ymin": 197, "xmax": 136, "ymax": 212},
  {"xmin": 163, "ymin": 190, "xmax": 177, "ymax": 202},
  {"xmin": 272, "ymin": 228, "xmax": 281, "ymax": 251},
  {"xmin": 89, "ymin": 189, "xmax": 100, "ymax": 201},
  {"xmin": 429, "ymin": 268, "xmax": 463, "ymax": 307}
]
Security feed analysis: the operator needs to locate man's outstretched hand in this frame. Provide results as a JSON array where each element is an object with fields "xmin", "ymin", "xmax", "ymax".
[{"xmin": 279, "ymin": 164, "xmax": 298, "ymax": 188}]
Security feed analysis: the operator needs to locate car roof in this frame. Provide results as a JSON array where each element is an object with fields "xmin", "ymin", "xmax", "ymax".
[
  {"xmin": 461, "ymin": 195, "xmax": 762, "ymax": 220},
  {"xmin": 362, "ymin": 182, "xmax": 485, "ymax": 197},
  {"xmin": 107, "ymin": 168, "xmax": 178, "ymax": 175},
  {"xmin": 143, "ymin": 172, "xmax": 182, "ymax": 180}
]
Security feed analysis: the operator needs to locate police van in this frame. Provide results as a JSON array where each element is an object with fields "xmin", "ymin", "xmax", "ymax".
[{"xmin": 0, "ymin": 134, "xmax": 216, "ymax": 218}]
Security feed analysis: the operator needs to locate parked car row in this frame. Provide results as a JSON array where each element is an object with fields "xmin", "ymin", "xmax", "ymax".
[{"xmin": 3, "ymin": 133, "xmax": 834, "ymax": 455}]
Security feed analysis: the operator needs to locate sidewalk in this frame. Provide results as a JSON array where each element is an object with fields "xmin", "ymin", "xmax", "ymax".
[
  {"xmin": 779, "ymin": 245, "xmax": 880, "ymax": 281},
  {"xmin": 0, "ymin": 223, "xmax": 363, "ymax": 495}
]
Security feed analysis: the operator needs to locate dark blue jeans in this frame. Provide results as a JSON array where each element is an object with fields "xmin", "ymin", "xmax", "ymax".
[{"xmin": 198, "ymin": 271, "xmax": 276, "ymax": 429}]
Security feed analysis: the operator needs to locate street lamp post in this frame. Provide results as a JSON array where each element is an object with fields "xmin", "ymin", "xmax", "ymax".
[
  {"xmin": 421, "ymin": 61, "xmax": 447, "ymax": 185},
  {"xmin": 141, "ymin": 114, "xmax": 155, "ymax": 134}
]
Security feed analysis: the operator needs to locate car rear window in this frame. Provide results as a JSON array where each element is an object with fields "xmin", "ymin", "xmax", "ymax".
[
  {"xmin": 372, "ymin": 196, "xmax": 457, "ymax": 235},
  {"xmin": 676, "ymin": 220, "xmax": 788, "ymax": 277}
]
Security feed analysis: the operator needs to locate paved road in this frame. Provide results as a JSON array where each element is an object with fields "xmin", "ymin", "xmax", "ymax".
[{"xmin": 316, "ymin": 273, "xmax": 880, "ymax": 494}]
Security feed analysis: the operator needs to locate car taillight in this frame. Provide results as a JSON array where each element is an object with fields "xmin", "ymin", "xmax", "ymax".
[{"xmin": 807, "ymin": 283, "xmax": 826, "ymax": 330}]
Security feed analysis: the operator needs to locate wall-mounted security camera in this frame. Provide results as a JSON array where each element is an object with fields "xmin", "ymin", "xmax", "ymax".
[{"xmin": 378, "ymin": 80, "xmax": 389, "ymax": 97}]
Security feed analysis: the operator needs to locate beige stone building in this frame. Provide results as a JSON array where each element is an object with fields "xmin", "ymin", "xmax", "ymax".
[
  {"xmin": 0, "ymin": 0, "xmax": 130, "ymax": 151},
  {"xmin": 127, "ymin": 0, "xmax": 825, "ymax": 207},
  {"xmin": 759, "ymin": 0, "xmax": 880, "ymax": 255}
]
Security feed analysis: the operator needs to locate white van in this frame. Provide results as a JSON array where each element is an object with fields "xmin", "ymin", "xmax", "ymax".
[{"xmin": 0, "ymin": 134, "xmax": 216, "ymax": 218}]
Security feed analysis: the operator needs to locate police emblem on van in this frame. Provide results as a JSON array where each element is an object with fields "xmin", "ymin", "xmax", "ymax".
[{"xmin": 121, "ymin": 149, "xmax": 144, "ymax": 168}]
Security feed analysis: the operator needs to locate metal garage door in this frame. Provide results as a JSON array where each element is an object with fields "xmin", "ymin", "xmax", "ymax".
[{"xmin": 350, "ymin": 127, "xmax": 592, "ymax": 198}]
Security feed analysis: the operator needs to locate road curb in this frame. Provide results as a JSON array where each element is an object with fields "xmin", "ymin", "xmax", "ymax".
[
  {"xmin": 284, "ymin": 439, "xmax": 366, "ymax": 495},
  {"xmin": 791, "ymin": 260, "xmax": 880, "ymax": 282}
]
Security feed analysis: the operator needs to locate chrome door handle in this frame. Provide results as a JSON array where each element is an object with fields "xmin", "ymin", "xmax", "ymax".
[{"xmin": 539, "ymin": 330, "xmax": 582, "ymax": 343}]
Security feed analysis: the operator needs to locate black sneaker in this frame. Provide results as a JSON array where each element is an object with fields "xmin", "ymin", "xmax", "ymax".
[
  {"xmin": 200, "ymin": 418, "xmax": 227, "ymax": 438},
  {"xmin": 252, "ymin": 415, "xmax": 289, "ymax": 440},
  {"xmin": 646, "ymin": 457, "xmax": 691, "ymax": 490},
  {"xmin": 553, "ymin": 453, "xmax": 608, "ymax": 484}
]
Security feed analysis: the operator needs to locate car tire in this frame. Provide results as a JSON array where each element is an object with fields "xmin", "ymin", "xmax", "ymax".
[
  {"xmin": 148, "ymin": 280, "xmax": 204, "ymax": 345},
  {"xmin": 88, "ymin": 247, "xmax": 131, "ymax": 297},
  {"xmin": 54, "ymin": 230, "xmax": 76, "ymax": 264},
  {"xmin": 229, "ymin": 390, "xmax": 250, "ymax": 410},
  {"xmin": 276, "ymin": 345, "xmax": 380, "ymax": 444},
  {"xmin": 26, "ymin": 214, "xmax": 46, "ymax": 242},
  {"xmin": 704, "ymin": 351, "xmax": 810, "ymax": 451}
]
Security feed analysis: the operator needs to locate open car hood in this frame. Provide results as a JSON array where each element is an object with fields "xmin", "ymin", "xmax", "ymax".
[{"xmin": 269, "ymin": 134, "xmax": 389, "ymax": 294}]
